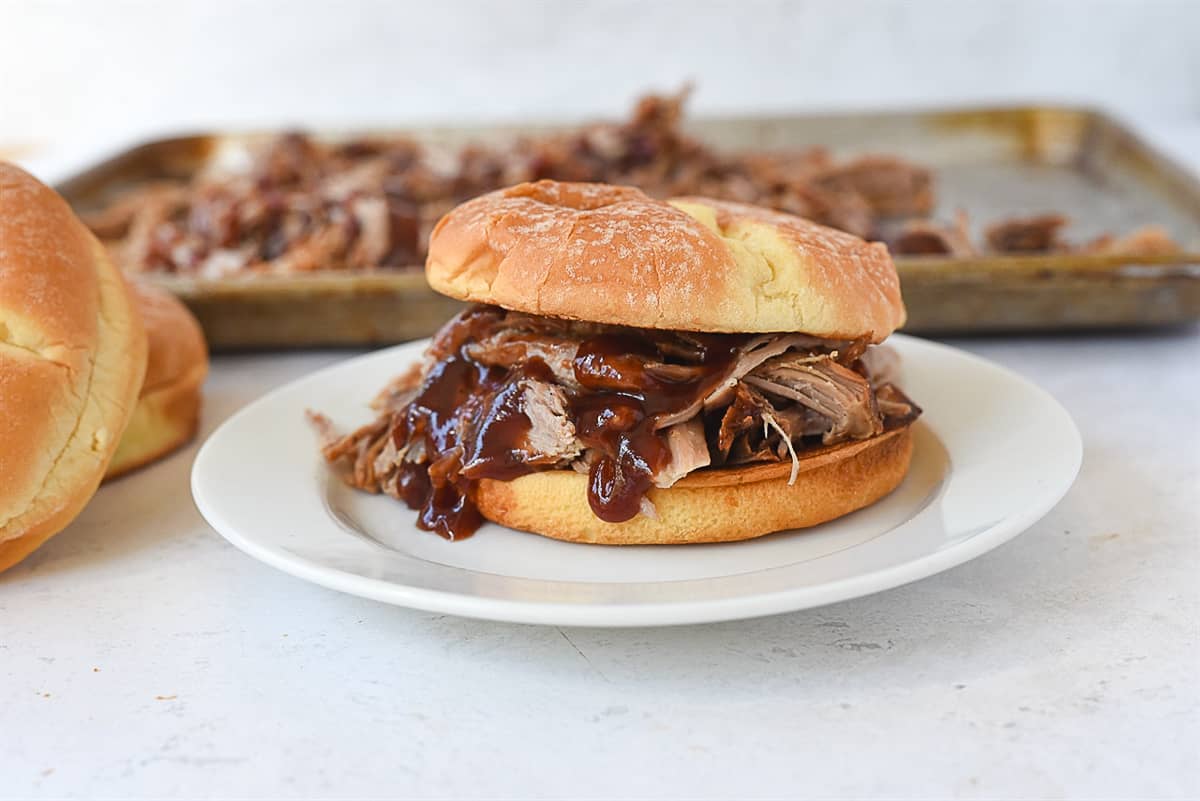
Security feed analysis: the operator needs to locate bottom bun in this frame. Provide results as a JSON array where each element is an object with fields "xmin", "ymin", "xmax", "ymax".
[
  {"xmin": 104, "ymin": 283, "xmax": 208, "ymax": 481},
  {"xmin": 475, "ymin": 425, "xmax": 914, "ymax": 545}
]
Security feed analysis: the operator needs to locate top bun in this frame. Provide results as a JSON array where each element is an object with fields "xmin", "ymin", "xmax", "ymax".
[
  {"xmin": 426, "ymin": 180, "xmax": 905, "ymax": 340},
  {"xmin": 0, "ymin": 163, "xmax": 147, "ymax": 572}
]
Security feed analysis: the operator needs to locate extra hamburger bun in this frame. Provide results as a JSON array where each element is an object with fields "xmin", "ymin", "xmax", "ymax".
[
  {"xmin": 427, "ymin": 180, "xmax": 905, "ymax": 342},
  {"xmin": 474, "ymin": 427, "xmax": 912, "ymax": 545},
  {"xmin": 104, "ymin": 282, "xmax": 208, "ymax": 480},
  {"xmin": 0, "ymin": 164, "xmax": 147, "ymax": 572}
]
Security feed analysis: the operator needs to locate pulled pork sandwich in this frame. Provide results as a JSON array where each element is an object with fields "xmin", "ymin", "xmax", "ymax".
[{"xmin": 315, "ymin": 180, "xmax": 921, "ymax": 545}]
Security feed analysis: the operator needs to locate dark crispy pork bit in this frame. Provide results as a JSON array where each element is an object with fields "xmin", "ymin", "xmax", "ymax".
[
  {"xmin": 888, "ymin": 212, "xmax": 976, "ymax": 257},
  {"xmin": 891, "ymin": 228, "xmax": 954, "ymax": 255},
  {"xmin": 985, "ymin": 214, "xmax": 1069, "ymax": 253},
  {"xmin": 315, "ymin": 305, "xmax": 921, "ymax": 539},
  {"xmin": 714, "ymin": 383, "xmax": 774, "ymax": 459},
  {"xmin": 714, "ymin": 382, "xmax": 833, "ymax": 467},
  {"xmin": 874, "ymin": 383, "xmax": 922, "ymax": 430}
]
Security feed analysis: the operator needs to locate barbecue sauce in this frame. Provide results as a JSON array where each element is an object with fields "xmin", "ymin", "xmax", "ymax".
[
  {"xmin": 571, "ymin": 334, "xmax": 743, "ymax": 522},
  {"xmin": 392, "ymin": 355, "xmax": 570, "ymax": 539},
  {"xmin": 389, "ymin": 307, "xmax": 749, "ymax": 539}
]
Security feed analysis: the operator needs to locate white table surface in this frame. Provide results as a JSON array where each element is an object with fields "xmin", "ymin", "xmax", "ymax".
[{"xmin": 3, "ymin": 133, "xmax": 1200, "ymax": 801}]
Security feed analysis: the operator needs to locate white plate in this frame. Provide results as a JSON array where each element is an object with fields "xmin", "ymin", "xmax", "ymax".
[{"xmin": 192, "ymin": 335, "xmax": 1080, "ymax": 627}]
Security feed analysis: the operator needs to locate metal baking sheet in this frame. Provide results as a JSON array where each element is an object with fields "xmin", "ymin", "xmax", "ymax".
[{"xmin": 55, "ymin": 106, "xmax": 1200, "ymax": 347}]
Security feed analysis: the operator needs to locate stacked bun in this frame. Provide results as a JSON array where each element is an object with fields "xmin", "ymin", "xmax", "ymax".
[
  {"xmin": 0, "ymin": 164, "xmax": 210, "ymax": 572},
  {"xmin": 0, "ymin": 164, "xmax": 147, "ymax": 571},
  {"xmin": 104, "ymin": 282, "xmax": 208, "ymax": 480}
]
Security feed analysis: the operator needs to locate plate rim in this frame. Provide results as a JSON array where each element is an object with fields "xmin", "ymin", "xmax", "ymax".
[{"xmin": 192, "ymin": 334, "xmax": 1082, "ymax": 627}]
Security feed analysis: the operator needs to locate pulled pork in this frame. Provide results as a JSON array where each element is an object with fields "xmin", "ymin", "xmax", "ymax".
[
  {"xmin": 85, "ymin": 90, "xmax": 936, "ymax": 274},
  {"xmin": 314, "ymin": 305, "xmax": 921, "ymax": 540},
  {"xmin": 86, "ymin": 89, "xmax": 1180, "ymax": 273},
  {"xmin": 889, "ymin": 211, "xmax": 1181, "ymax": 258}
]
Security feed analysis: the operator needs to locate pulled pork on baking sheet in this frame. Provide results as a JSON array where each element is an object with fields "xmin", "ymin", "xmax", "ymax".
[
  {"xmin": 84, "ymin": 90, "xmax": 1181, "ymax": 277},
  {"xmin": 311, "ymin": 306, "xmax": 921, "ymax": 540},
  {"xmin": 87, "ymin": 92, "xmax": 934, "ymax": 276},
  {"xmin": 883, "ymin": 213, "xmax": 1180, "ymax": 258}
]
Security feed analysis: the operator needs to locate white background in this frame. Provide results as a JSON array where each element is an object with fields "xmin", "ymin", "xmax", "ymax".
[
  {"xmin": 1, "ymin": 0, "xmax": 1198, "ymax": 151},
  {"xmin": 0, "ymin": 3, "xmax": 1198, "ymax": 799}
]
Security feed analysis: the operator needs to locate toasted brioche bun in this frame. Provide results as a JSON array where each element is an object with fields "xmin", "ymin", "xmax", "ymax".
[
  {"xmin": 427, "ymin": 180, "xmax": 905, "ymax": 341},
  {"xmin": 474, "ymin": 426, "xmax": 913, "ymax": 545},
  {"xmin": 104, "ymin": 282, "xmax": 208, "ymax": 480},
  {"xmin": 0, "ymin": 164, "xmax": 147, "ymax": 573}
]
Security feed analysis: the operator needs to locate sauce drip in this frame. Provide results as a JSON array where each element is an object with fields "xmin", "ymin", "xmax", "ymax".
[{"xmin": 390, "ymin": 308, "xmax": 563, "ymax": 539}]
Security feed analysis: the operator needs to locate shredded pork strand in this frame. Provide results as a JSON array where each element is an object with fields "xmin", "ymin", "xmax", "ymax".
[{"xmin": 761, "ymin": 410, "xmax": 801, "ymax": 486}]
